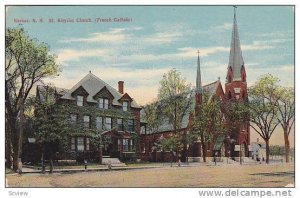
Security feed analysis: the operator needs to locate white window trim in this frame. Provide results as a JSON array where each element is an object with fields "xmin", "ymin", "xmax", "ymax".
[
  {"xmin": 99, "ymin": 98, "xmax": 109, "ymax": 109},
  {"xmin": 96, "ymin": 116, "xmax": 103, "ymax": 130},
  {"xmin": 105, "ymin": 117, "xmax": 112, "ymax": 130},
  {"xmin": 77, "ymin": 137, "xmax": 85, "ymax": 151},
  {"xmin": 122, "ymin": 101, "xmax": 128, "ymax": 111}
]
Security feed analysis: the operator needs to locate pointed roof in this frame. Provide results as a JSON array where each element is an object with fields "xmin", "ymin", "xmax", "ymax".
[
  {"xmin": 228, "ymin": 7, "xmax": 244, "ymax": 81},
  {"xmin": 141, "ymin": 79, "xmax": 225, "ymax": 134},
  {"xmin": 61, "ymin": 72, "xmax": 141, "ymax": 108},
  {"xmin": 196, "ymin": 50, "xmax": 203, "ymax": 94}
]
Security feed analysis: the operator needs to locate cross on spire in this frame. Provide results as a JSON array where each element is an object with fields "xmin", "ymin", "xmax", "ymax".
[{"xmin": 233, "ymin": 6, "xmax": 237, "ymax": 18}]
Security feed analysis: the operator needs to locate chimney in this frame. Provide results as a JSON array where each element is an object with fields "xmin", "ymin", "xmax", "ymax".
[{"xmin": 118, "ymin": 81, "xmax": 124, "ymax": 94}]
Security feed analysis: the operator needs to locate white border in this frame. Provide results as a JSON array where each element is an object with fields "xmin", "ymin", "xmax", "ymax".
[{"xmin": 1, "ymin": 1, "xmax": 298, "ymax": 198}]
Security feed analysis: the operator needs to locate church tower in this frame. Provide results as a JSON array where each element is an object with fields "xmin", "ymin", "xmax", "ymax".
[
  {"xmin": 225, "ymin": 7, "xmax": 247, "ymax": 101},
  {"xmin": 225, "ymin": 7, "xmax": 250, "ymax": 157}
]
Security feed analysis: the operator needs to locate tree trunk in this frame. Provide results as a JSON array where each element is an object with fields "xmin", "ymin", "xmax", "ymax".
[
  {"xmin": 49, "ymin": 158, "xmax": 53, "ymax": 174},
  {"xmin": 265, "ymin": 139, "xmax": 270, "ymax": 164},
  {"xmin": 201, "ymin": 142, "xmax": 206, "ymax": 163},
  {"xmin": 200, "ymin": 133, "xmax": 206, "ymax": 162},
  {"xmin": 99, "ymin": 146, "xmax": 103, "ymax": 164},
  {"xmin": 284, "ymin": 131, "xmax": 290, "ymax": 163},
  {"xmin": 8, "ymin": 117, "xmax": 19, "ymax": 171},
  {"xmin": 12, "ymin": 138, "xmax": 19, "ymax": 171},
  {"xmin": 41, "ymin": 145, "xmax": 46, "ymax": 174},
  {"xmin": 17, "ymin": 100, "xmax": 24, "ymax": 170},
  {"xmin": 5, "ymin": 123, "xmax": 13, "ymax": 169}
]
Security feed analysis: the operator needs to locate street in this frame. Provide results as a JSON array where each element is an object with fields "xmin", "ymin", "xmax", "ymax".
[{"xmin": 6, "ymin": 163, "xmax": 294, "ymax": 187}]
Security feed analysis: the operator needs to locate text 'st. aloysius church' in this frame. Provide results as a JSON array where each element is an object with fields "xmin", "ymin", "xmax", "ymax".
[
  {"xmin": 31, "ymin": 8, "xmax": 250, "ymax": 163},
  {"xmin": 139, "ymin": 7, "xmax": 250, "ymax": 162}
]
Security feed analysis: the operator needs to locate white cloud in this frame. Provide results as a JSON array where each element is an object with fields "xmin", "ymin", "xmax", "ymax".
[
  {"xmin": 176, "ymin": 47, "xmax": 228, "ymax": 58},
  {"xmin": 59, "ymin": 28, "xmax": 130, "ymax": 43},
  {"xmin": 246, "ymin": 64, "xmax": 294, "ymax": 87},
  {"xmin": 55, "ymin": 48, "xmax": 112, "ymax": 65},
  {"xmin": 212, "ymin": 23, "xmax": 232, "ymax": 31},
  {"xmin": 254, "ymin": 30, "xmax": 293, "ymax": 39},
  {"xmin": 143, "ymin": 31, "xmax": 182, "ymax": 44}
]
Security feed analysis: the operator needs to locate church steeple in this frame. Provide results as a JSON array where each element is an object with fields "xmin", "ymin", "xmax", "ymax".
[
  {"xmin": 196, "ymin": 50, "xmax": 203, "ymax": 94},
  {"xmin": 195, "ymin": 50, "xmax": 203, "ymax": 112},
  {"xmin": 228, "ymin": 6, "xmax": 244, "ymax": 81}
]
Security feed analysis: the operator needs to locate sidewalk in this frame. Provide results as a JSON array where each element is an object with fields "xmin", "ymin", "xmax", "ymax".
[{"xmin": 19, "ymin": 164, "xmax": 166, "ymax": 174}]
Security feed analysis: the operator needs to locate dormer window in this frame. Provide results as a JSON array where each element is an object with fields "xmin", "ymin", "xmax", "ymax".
[
  {"xmin": 99, "ymin": 98, "xmax": 109, "ymax": 109},
  {"xmin": 122, "ymin": 101, "xmax": 128, "ymax": 111},
  {"xmin": 77, "ymin": 95, "xmax": 83, "ymax": 106}
]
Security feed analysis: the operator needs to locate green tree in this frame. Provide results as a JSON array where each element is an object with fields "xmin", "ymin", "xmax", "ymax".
[
  {"xmin": 5, "ymin": 27, "xmax": 59, "ymax": 171},
  {"xmin": 34, "ymin": 86, "xmax": 70, "ymax": 173},
  {"xmin": 143, "ymin": 102, "xmax": 162, "ymax": 134},
  {"xmin": 190, "ymin": 93, "xmax": 225, "ymax": 162},
  {"xmin": 157, "ymin": 69, "xmax": 193, "ymax": 161},
  {"xmin": 275, "ymin": 87, "xmax": 294, "ymax": 163},
  {"xmin": 157, "ymin": 134, "xmax": 183, "ymax": 165},
  {"xmin": 248, "ymin": 74, "xmax": 280, "ymax": 164},
  {"xmin": 158, "ymin": 69, "xmax": 193, "ymax": 131}
]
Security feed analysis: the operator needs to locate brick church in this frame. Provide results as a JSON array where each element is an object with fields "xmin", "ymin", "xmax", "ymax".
[{"xmin": 138, "ymin": 8, "xmax": 250, "ymax": 162}]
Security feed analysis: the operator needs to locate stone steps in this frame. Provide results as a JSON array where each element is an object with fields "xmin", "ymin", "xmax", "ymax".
[{"xmin": 102, "ymin": 157, "xmax": 126, "ymax": 166}]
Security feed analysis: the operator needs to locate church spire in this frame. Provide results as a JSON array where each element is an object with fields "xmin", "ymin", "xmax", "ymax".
[
  {"xmin": 196, "ymin": 50, "xmax": 203, "ymax": 94},
  {"xmin": 228, "ymin": 6, "xmax": 244, "ymax": 81}
]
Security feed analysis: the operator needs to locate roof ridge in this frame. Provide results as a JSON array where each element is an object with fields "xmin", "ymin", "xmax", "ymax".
[
  {"xmin": 88, "ymin": 72, "xmax": 123, "ymax": 97},
  {"xmin": 203, "ymin": 80, "xmax": 219, "ymax": 87}
]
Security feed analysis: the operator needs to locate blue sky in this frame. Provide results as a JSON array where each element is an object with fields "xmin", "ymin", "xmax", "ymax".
[{"xmin": 6, "ymin": 6, "xmax": 295, "ymax": 145}]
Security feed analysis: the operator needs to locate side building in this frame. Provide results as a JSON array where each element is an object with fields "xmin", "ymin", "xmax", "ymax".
[{"xmin": 36, "ymin": 72, "xmax": 142, "ymax": 162}]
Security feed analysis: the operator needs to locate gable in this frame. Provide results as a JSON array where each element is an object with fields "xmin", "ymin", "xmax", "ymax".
[
  {"xmin": 118, "ymin": 93, "xmax": 133, "ymax": 102},
  {"xmin": 93, "ymin": 86, "xmax": 115, "ymax": 100},
  {"xmin": 71, "ymin": 86, "xmax": 89, "ymax": 97}
]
